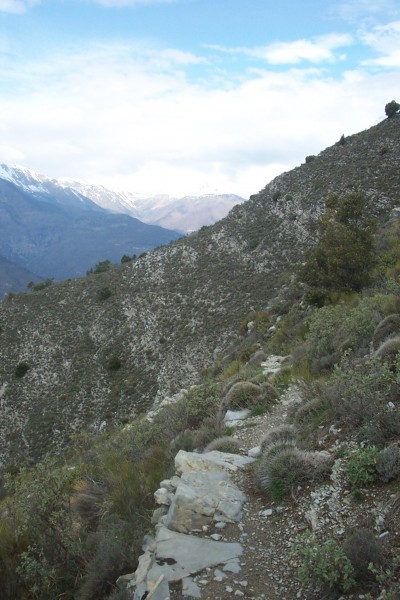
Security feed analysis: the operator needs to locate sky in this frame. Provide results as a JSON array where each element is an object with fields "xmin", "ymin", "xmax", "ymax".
[{"xmin": 0, "ymin": 0, "xmax": 399, "ymax": 198}]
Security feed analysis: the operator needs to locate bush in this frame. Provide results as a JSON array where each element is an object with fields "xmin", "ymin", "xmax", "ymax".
[
  {"xmin": 372, "ymin": 314, "xmax": 400, "ymax": 350},
  {"xmin": 385, "ymin": 100, "xmax": 400, "ymax": 118},
  {"xmin": 154, "ymin": 385, "xmax": 223, "ymax": 442},
  {"xmin": 299, "ymin": 193, "xmax": 376, "ymax": 303},
  {"xmin": 376, "ymin": 444, "xmax": 400, "ymax": 482},
  {"xmin": 97, "ymin": 287, "xmax": 112, "ymax": 301},
  {"xmin": 325, "ymin": 356, "xmax": 396, "ymax": 427},
  {"xmin": 343, "ymin": 528, "xmax": 383, "ymax": 582},
  {"xmin": 107, "ymin": 356, "xmax": 122, "ymax": 371},
  {"xmin": 15, "ymin": 362, "xmax": 30, "ymax": 378},
  {"xmin": 344, "ymin": 446, "xmax": 379, "ymax": 487},
  {"xmin": 297, "ymin": 534, "xmax": 355, "ymax": 593}
]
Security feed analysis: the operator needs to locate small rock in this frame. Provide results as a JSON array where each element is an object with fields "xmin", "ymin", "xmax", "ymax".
[
  {"xmin": 234, "ymin": 591, "xmax": 245, "ymax": 597},
  {"xmin": 226, "ymin": 586, "xmax": 233, "ymax": 593},
  {"xmin": 210, "ymin": 533, "xmax": 222, "ymax": 541},
  {"xmin": 259, "ymin": 509, "xmax": 273, "ymax": 517},
  {"xmin": 215, "ymin": 521, "xmax": 227, "ymax": 529}
]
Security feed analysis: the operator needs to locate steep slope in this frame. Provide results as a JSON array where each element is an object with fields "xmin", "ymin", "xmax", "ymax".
[
  {"xmin": 0, "ymin": 169, "xmax": 181, "ymax": 280},
  {"xmin": 0, "ymin": 116, "xmax": 399, "ymax": 465}
]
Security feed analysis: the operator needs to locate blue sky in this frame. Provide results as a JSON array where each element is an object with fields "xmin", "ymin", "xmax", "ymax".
[{"xmin": 0, "ymin": 0, "xmax": 399, "ymax": 197}]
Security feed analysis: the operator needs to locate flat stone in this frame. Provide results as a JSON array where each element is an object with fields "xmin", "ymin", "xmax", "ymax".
[
  {"xmin": 154, "ymin": 488, "xmax": 174, "ymax": 506},
  {"xmin": 223, "ymin": 559, "xmax": 241, "ymax": 573},
  {"xmin": 175, "ymin": 450, "xmax": 254, "ymax": 475},
  {"xmin": 248, "ymin": 446, "xmax": 261, "ymax": 458},
  {"xmin": 165, "ymin": 471, "xmax": 246, "ymax": 533},
  {"xmin": 147, "ymin": 526, "xmax": 243, "ymax": 584},
  {"xmin": 182, "ymin": 577, "xmax": 201, "ymax": 598},
  {"xmin": 147, "ymin": 574, "xmax": 170, "ymax": 600}
]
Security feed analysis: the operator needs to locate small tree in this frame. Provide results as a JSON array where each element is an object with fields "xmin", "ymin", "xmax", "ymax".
[
  {"xmin": 385, "ymin": 100, "xmax": 400, "ymax": 118},
  {"xmin": 299, "ymin": 192, "xmax": 376, "ymax": 304}
]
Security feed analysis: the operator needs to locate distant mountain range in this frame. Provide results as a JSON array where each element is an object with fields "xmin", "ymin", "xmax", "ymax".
[
  {"xmin": 0, "ymin": 164, "xmax": 181, "ymax": 293},
  {"xmin": 0, "ymin": 164, "xmax": 244, "ymax": 295},
  {"xmin": 59, "ymin": 179, "xmax": 245, "ymax": 233}
]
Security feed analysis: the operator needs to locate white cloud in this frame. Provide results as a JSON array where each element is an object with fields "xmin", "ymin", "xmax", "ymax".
[
  {"xmin": 0, "ymin": 38, "xmax": 398, "ymax": 197},
  {"xmin": 361, "ymin": 20, "xmax": 400, "ymax": 66},
  {"xmin": 332, "ymin": 0, "xmax": 400, "ymax": 23},
  {"xmin": 209, "ymin": 34, "xmax": 353, "ymax": 65},
  {"xmin": 93, "ymin": 0, "xmax": 176, "ymax": 6},
  {"xmin": 0, "ymin": 0, "xmax": 39, "ymax": 13}
]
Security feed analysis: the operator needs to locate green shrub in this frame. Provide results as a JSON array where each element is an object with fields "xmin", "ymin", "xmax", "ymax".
[
  {"xmin": 107, "ymin": 356, "xmax": 122, "ymax": 371},
  {"xmin": 385, "ymin": 99, "xmax": 400, "ymax": 118},
  {"xmin": 344, "ymin": 446, "xmax": 379, "ymax": 487},
  {"xmin": 154, "ymin": 385, "xmax": 223, "ymax": 442},
  {"xmin": 297, "ymin": 534, "xmax": 355, "ymax": 593},
  {"xmin": 97, "ymin": 287, "xmax": 112, "ymax": 301},
  {"xmin": 326, "ymin": 356, "xmax": 396, "ymax": 427},
  {"xmin": 343, "ymin": 529, "xmax": 383, "ymax": 582},
  {"xmin": 376, "ymin": 444, "xmax": 400, "ymax": 482},
  {"xmin": 15, "ymin": 362, "xmax": 30, "ymax": 378}
]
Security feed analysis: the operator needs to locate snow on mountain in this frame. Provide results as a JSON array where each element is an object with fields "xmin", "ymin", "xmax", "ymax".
[
  {"xmin": 0, "ymin": 163, "xmax": 245, "ymax": 232},
  {"xmin": 61, "ymin": 180, "xmax": 245, "ymax": 233}
]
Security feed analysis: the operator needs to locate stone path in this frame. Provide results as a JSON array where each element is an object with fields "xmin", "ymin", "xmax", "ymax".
[{"xmin": 123, "ymin": 356, "xmax": 308, "ymax": 600}]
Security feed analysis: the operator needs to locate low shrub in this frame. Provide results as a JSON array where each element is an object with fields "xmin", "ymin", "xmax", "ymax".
[
  {"xmin": 297, "ymin": 534, "xmax": 355, "ymax": 593},
  {"xmin": 344, "ymin": 446, "xmax": 379, "ymax": 487},
  {"xmin": 107, "ymin": 356, "xmax": 122, "ymax": 371},
  {"xmin": 343, "ymin": 528, "xmax": 383, "ymax": 582},
  {"xmin": 325, "ymin": 356, "xmax": 396, "ymax": 427},
  {"xmin": 376, "ymin": 444, "xmax": 400, "ymax": 482},
  {"xmin": 15, "ymin": 362, "xmax": 30, "ymax": 378}
]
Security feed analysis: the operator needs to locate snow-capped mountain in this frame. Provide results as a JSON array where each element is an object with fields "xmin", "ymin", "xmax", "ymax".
[
  {"xmin": 60, "ymin": 179, "xmax": 245, "ymax": 233},
  {"xmin": 0, "ymin": 163, "xmax": 245, "ymax": 233},
  {"xmin": 0, "ymin": 164, "xmax": 102, "ymax": 211},
  {"xmin": 0, "ymin": 164, "xmax": 181, "ymax": 286}
]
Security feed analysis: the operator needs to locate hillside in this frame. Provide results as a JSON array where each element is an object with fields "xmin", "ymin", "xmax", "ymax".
[{"xmin": 0, "ymin": 116, "xmax": 399, "ymax": 466}]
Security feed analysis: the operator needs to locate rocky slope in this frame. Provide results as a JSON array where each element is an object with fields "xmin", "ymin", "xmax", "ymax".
[{"xmin": 0, "ymin": 116, "xmax": 399, "ymax": 466}]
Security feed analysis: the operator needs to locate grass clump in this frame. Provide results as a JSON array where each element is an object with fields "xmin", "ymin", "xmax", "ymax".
[
  {"xmin": 374, "ymin": 336, "xmax": 400, "ymax": 368},
  {"xmin": 372, "ymin": 314, "xmax": 400, "ymax": 349},
  {"xmin": 203, "ymin": 436, "xmax": 241, "ymax": 454},
  {"xmin": 255, "ymin": 446, "xmax": 331, "ymax": 499},
  {"xmin": 224, "ymin": 381, "xmax": 277, "ymax": 411}
]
